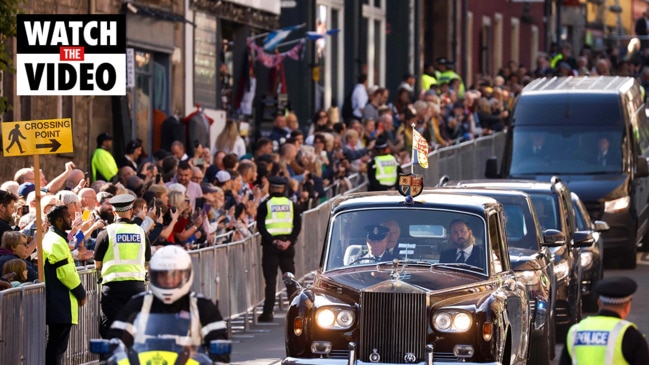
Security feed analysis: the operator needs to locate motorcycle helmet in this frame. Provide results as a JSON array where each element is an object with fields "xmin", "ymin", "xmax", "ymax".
[{"xmin": 149, "ymin": 246, "xmax": 193, "ymax": 304}]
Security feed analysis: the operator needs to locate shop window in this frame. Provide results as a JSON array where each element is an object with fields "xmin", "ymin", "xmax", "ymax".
[{"xmin": 194, "ymin": 12, "xmax": 218, "ymax": 109}]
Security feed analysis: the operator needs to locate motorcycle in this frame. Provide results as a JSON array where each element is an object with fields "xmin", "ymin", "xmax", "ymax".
[{"xmin": 89, "ymin": 312, "xmax": 231, "ymax": 365}]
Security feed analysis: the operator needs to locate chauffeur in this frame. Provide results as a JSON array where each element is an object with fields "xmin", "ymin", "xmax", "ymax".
[
  {"xmin": 94, "ymin": 194, "xmax": 151, "ymax": 338},
  {"xmin": 560, "ymin": 276, "xmax": 649, "ymax": 365},
  {"xmin": 256, "ymin": 176, "xmax": 302, "ymax": 322}
]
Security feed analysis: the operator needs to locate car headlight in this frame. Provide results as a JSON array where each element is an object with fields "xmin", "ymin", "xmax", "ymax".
[
  {"xmin": 315, "ymin": 307, "xmax": 355, "ymax": 329},
  {"xmin": 604, "ymin": 196, "xmax": 629, "ymax": 213},
  {"xmin": 517, "ymin": 270, "xmax": 540, "ymax": 286},
  {"xmin": 554, "ymin": 261, "xmax": 570, "ymax": 281},
  {"xmin": 432, "ymin": 311, "xmax": 473, "ymax": 333},
  {"xmin": 580, "ymin": 252, "xmax": 593, "ymax": 269}
]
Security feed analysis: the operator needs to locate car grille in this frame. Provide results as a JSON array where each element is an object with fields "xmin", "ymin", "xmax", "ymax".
[
  {"xmin": 359, "ymin": 291, "xmax": 427, "ymax": 363},
  {"xmin": 584, "ymin": 201, "xmax": 603, "ymax": 220}
]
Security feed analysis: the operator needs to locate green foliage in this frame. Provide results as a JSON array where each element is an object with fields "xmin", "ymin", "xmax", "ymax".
[{"xmin": 0, "ymin": 0, "xmax": 24, "ymax": 114}]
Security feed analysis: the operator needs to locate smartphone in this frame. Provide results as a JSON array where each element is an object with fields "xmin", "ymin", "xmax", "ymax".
[
  {"xmin": 3, "ymin": 272, "xmax": 16, "ymax": 281},
  {"xmin": 21, "ymin": 205, "xmax": 29, "ymax": 216},
  {"xmin": 195, "ymin": 197, "xmax": 205, "ymax": 211},
  {"xmin": 156, "ymin": 206, "xmax": 162, "ymax": 217},
  {"xmin": 84, "ymin": 171, "xmax": 90, "ymax": 185},
  {"xmin": 203, "ymin": 203, "xmax": 211, "ymax": 213},
  {"xmin": 155, "ymin": 173, "xmax": 162, "ymax": 184}
]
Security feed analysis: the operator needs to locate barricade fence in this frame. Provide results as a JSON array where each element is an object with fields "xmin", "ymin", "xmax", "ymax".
[{"xmin": 0, "ymin": 132, "xmax": 505, "ymax": 364}]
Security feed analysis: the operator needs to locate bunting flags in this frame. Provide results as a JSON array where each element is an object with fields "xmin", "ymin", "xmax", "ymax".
[
  {"xmin": 306, "ymin": 29, "xmax": 340, "ymax": 41},
  {"xmin": 247, "ymin": 38, "xmax": 305, "ymax": 68},
  {"xmin": 263, "ymin": 24, "xmax": 305, "ymax": 50},
  {"xmin": 412, "ymin": 128, "xmax": 429, "ymax": 168}
]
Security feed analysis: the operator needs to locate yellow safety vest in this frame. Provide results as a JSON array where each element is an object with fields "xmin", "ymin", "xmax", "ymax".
[
  {"xmin": 421, "ymin": 74, "xmax": 438, "ymax": 91},
  {"xmin": 374, "ymin": 154, "xmax": 398, "ymax": 186},
  {"xmin": 550, "ymin": 53, "xmax": 563, "ymax": 69},
  {"xmin": 102, "ymin": 223, "xmax": 146, "ymax": 284},
  {"xmin": 42, "ymin": 230, "xmax": 83, "ymax": 324},
  {"xmin": 567, "ymin": 315, "xmax": 633, "ymax": 365},
  {"xmin": 265, "ymin": 197, "xmax": 294, "ymax": 236}
]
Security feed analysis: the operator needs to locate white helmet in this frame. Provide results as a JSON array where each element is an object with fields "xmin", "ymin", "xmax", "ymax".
[{"xmin": 149, "ymin": 246, "xmax": 194, "ymax": 304}]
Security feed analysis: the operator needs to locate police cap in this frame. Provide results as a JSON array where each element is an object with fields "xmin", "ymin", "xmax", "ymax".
[
  {"xmin": 365, "ymin": 224, "xmax": 389, "ymax": 241},
  {"xmin": 596, "ymin": 276, "xmax": 637, "ymax": 304},
  {"xmin": 109, "ymin": 194, "xmax": 135, "ymax": 212},
  {"xmin": 374, "ymin": 135, "xmax": 389, "ymax": 150},
  {"xmin": 269, "ymin": 176, "xmax": 288, "ymax": 188}
]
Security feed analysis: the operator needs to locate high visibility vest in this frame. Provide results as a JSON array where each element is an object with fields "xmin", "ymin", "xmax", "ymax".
[
  {"xmin": 102, "ymin": 223, "xmax": 146, "ymax": 283},
  {"xmin": 438, "ymin": 70, "xmax": 465, "ymax": 97},
  {"xmin": 374, "ymin": 154, "xmax": 398, "ymax": 186},
  {"xmin": 550, "ymin": 53, "xmax": 564, "ymax": 69},
  {"xmin": 265, "ymin": 197, "xmax": 294, "ymax": 236},
  {"xmin": 567, "ymin": 315, "xmax": 634, "ymax": 365},
  {"xmin": 421, "ymin": 74, "xmax": 438, "ymax": 91},
  {"xmin": 42, "ymin": 230, "xmax": 83, "ymax": 324}
]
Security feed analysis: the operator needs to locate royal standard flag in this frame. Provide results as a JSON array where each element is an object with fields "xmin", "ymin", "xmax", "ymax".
[{"xmin": 412, "ymin": 129, "xmax": 429, "ymax": 168}]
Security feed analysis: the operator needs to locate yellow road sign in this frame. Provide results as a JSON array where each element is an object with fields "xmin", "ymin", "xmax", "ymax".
[{"xmin": 2, "ymin": 118, "xmax": 73, "ymax": 156}]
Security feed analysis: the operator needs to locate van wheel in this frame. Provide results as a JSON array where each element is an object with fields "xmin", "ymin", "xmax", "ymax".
[{"xmin": 620, "ymin": 246, "xmax": 637, "ymax": 269}]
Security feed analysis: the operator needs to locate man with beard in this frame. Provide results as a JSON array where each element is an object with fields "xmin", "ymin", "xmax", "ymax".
[
  {"xmin": 42, "ymin": 205, "xmax": 87, "ymax": 365},
  {"xmin": 439, "ymin": 219, "xmax": 485, "ymax": 269},
  {"xmin": 0, "ymin": 190, "xmax": 18, "ymax": 238},
  {"xmin": 93, "ymin": 192, "xmax": 115, "ymax": 227}
]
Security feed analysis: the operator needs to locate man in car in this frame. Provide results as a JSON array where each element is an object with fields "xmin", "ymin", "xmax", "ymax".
[
  {"xmin": 439, "ymin": 219, "xmax": 485, "ymax": 268},
  {"xmin": 380, "ymin": 219, "xmax": 402, "ymax": 257},
  {"xmin": 351, "ymin": 224, "xmax": 400, "ymax": 264}
]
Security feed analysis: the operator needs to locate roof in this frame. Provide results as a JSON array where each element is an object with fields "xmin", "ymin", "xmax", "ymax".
[
  {"xmin": 522, "ymin": 76, "xmax": 636, "ymax": 95},
  {"xmin": 331, "ymin": 190, "xmax": 501, "ymax": 216},
  {"xmin": 443, "ymin": 179, "xmax": 567, "ymax": 195}
]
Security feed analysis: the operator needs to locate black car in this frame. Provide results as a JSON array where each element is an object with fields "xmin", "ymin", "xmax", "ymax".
[
  {"xmin": 435, "ymin": 187, "xmax": 557, "ymax": 364},
  {"xmin": 571, "ymin": 192, "xmax": 609, "ymax": 312},
  {"xmin": 283, "ymin": 190, "xmax": 530, "ymax": 365},
  {"xmin": 441, "ymin": 178, "xmax": 594, "ymax": 340}
]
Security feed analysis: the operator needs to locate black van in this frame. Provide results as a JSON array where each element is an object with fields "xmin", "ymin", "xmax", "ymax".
[{"xmin": 486, "ymin": 76, "xmax": 649, "ymax": 268}]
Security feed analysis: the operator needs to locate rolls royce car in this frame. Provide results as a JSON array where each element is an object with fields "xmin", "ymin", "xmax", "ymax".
[
  {"xmin": 282, "ymin": 190, "xmax": 530, "ymax": 365},
  {"xmin": 571, "ymin": 192, "xmax": 609, "ymax": 312},
  {"xmin": 435, "ymin": 187, "xmax": 557, "ymax": 365},
  {"xmin": 440, "ymin": 178, "xmax": 594, "ymax": 341}
]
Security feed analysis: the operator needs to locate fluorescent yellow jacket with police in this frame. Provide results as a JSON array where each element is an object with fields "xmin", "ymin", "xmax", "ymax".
[
  {"xmin": 91, "ymin": 147, "xmax": 118, "ymax": 182},
  {"xmin": 265, "ymin": 196, "xmax": 294, "ymax": 236},
  {"xmin": 567, "ymin": 315, "xmax": 634, "ymax": 365},
  {"xmin": 101, "ymin": 223, "xmax": 147, "ymax": 283},
  {"xmin": 43, "ymin": 228, "xmax": 86, "ymax": 325},
  {"xmin": 374, "ymin": 154, "xmax": 398, "ymax": 186}
]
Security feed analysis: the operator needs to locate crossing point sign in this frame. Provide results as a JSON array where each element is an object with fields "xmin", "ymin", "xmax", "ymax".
[{"xmin": 2, "ymin": 118, "xmax": 73, "ymax": 156}]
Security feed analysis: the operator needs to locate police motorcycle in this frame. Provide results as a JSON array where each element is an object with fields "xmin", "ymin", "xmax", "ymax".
[{"xmin": 90, "ymin": 246, "xmax": 231, "ymax": 364}]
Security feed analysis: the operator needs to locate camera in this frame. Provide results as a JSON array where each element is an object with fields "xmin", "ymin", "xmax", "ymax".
[{"xmin": 21, "ymin": 205, "xmax": 29, "ymax": 216}]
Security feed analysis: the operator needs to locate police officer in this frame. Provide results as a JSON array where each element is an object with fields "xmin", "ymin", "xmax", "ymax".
[
  {"xmin": 560, "ymin": 276, "xmax": 649, "ymax": 364},
  {"xmin": 255, "ymin": 176, "xmax": 302, "ymax": 322},
  {"xmin": 367, "ymin": 135, "xmax": 401, "ymax": 191},
  {"xmin": 109, "ymin": 246, "xmax": 230, "ymax": 363},
  {"xmin": 94, "ymin": 194, "xmax": 151, "ymax": 338}
]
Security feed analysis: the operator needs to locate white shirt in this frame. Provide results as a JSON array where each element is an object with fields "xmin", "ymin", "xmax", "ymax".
[
  {"xmin": 456, "ymin": 245, "xmax": 474, "ymax": 262},
  {"xmin": 351, "ymin": 83, "xmax": 368, "ymax": 119}
]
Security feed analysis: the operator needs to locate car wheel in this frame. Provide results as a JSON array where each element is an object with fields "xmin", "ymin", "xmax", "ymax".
[
  {"xmin": 620, "ymin": 245, "xmax": 637, "ymax": 269},
  {"xmin": 527, "ymin": 315, "xmax": 551, "ymax": 365}
]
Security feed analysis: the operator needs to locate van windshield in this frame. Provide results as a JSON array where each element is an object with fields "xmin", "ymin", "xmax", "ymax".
[{"xmin": 509, "ymin": 126, "xmax": 624, "ymax": 175}]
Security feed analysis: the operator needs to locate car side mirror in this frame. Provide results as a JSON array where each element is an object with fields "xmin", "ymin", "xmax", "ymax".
[
  {"xmin": 485, "ymin": 157, "xmax": 500, "ymax": 178},
  {"xmin": 541, "ymin": 229, "xmax": 566, "ymax": 247},
  {"xmin": 637, "ymin": 156, "xmax": 649, "ymax": 177},
  {"xmin": 593, "ymin": 220, "xmax": 609, "ymax": 232},
  {"xmin": 573, "ymin": 231, "xmax": 595, "ymax": 248}
]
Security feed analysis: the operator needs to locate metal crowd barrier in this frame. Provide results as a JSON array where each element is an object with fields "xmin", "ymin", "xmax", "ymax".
[
  {"xmin": 0, "ymin": 283, "xmax": 46, "ymax": 365},
  {"xmin": 0, "ymin": 132, "xmax": 506, "ymax": 364}
]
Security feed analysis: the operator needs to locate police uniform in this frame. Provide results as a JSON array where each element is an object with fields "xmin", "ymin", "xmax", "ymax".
[
  {"xmin": 94, "ymin": 194, "xmax": 151, "ymax": 338},
  {"xmin": 255, "ymin": 176, "xmax": 302, "ymax": 322},
  {"xmin": 367, "ymin": 136, "xmax": 401, "ymax": 192},
  {"xmin": 560, "ymin": 276, "xmax": 649, "ymax": 365},
  {"xmin": 108, "ymin": 292, "xmax": 230, "ymax": 363}
]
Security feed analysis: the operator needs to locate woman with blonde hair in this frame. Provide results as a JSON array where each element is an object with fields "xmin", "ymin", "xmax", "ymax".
[
  {"xmin": 2, "ymin": 258, "xmax": 28, "ymax": 287},
  {"xmin": 215, "ymin": 119, "xmax": 246, "ymax": 158}
]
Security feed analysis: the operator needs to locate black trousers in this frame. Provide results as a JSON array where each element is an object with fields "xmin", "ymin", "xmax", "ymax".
[
  {"xmin": 46, "ymin": 323, "xmax": 72, "ymax": 365},
  {"xmin": 100, "ymin": 281, "xmax": 146, "ymax": 338},
  {"xmin": 262, "ymin": 244, "xmax": 296, "ymax": 314}
]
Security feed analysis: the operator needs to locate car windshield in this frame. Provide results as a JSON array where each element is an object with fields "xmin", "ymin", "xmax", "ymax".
[
  {"xmin": 509, "ymin": 126, "xmax": 624, "ymax": 175},
  {"xmin": 528, "ymin": 194, "xmax": 560, "ymax": 231},
  {"xmin": 323, "ymin": 208, "xmax": 488, "ymax": 274}
]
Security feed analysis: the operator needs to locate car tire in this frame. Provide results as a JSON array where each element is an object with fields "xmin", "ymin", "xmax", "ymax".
[
  {"xmin": 527, "ymin": 314, "xmax": 552, "ymax": 365},
  {"xmin": 620, "ymin": 246, "xmax": 637, "ymax": 269}
]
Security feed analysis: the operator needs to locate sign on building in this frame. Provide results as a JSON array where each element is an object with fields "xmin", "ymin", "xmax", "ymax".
[
  {"xmin": 16, "ymin": 14, "xmax": 126, "ymax": 96},
  {"xmin": 2, "ymin": 118, "xmax": 74, "ymax": 156}
]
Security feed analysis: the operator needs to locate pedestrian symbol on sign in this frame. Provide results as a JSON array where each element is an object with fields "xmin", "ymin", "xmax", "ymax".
[{"xmin": 6, "ymin": 124, "xmax": 26, "ymax": 154}]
